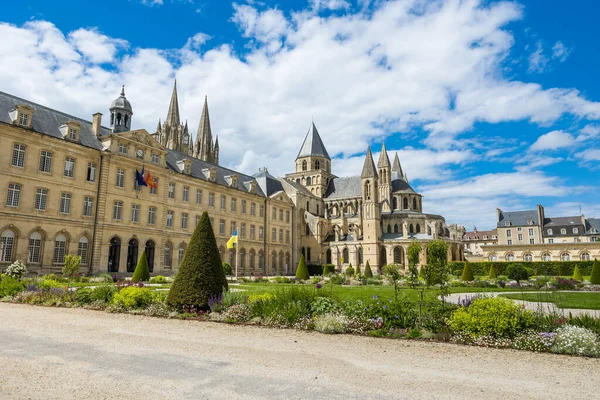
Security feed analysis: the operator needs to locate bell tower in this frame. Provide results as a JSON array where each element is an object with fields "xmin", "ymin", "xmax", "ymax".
[
  {"xmin": 109, "ymin": 86, "xmax": 133, "ymax": 133},
  {"xmin": 361, "ymin": 147, "xmax": 381, "ymax": 269},
  {"xmin": 377, "ymin": 143, "xmax": 392, "ymax": 212}
]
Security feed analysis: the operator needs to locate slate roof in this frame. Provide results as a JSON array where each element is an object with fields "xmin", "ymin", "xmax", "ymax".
[
  {"xmin": 361, "ymin": 147, "xmax": 378, "ymax": 178},
  {"xmin": 279, "ymin": 177, "xmax": 314, "ymax": 197},
  {"xmin": 543, "ymin": 216, "xmax": 583, "ymax": 227},
  {"xmin": 586, "ymin": 218, "xmax": 600, "ymax": 234},
  {"xmin": 497, "ymin": 209, "xmax": 539, "ymax": 228},
  {"xmin": 463, "ymin": 230, "xmax": 497, "ymax": 240},
  {"xmin": 166, "ymin": 149, "xmax": 266, "ymax": 197},
  {"xmin": 391, "ymin": 153, "xmax": 403, "ymax": 180},
  {"xmin": 392, "ymin": 178, "xmax": 416, "ymax": 193},
  {"xmin": 110, "ymin": 86, "xmax": 133, "ymax": 113},
  {"xmin": 324, "ymin": 176, "xmax": 363, "ymax": 200},
  {"xmin": 252, "ymin": 169, "xmax": 283, "ymax": 197},
  {"xmin": 296, "ymin": 122, "xmax": 330, "ymax": 160},
  {"xmin": 0, "ymin": 90, "xmax": 110, "ymax": 150}
]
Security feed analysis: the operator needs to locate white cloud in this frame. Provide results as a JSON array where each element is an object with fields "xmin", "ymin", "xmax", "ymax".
[
  {"xmin": 545, "ymin": 202, "xmax": 600, "ymax": 219},
  {"xmin": 528, "ymin": 41, "xmax": 548, "ymax": 73},
  {"xmin": 310, "ymin": 0, "xmax": 351, "ymax": 11},
  {"xmin": 530, "ymin": 130, "xmax": 575, "ymax": 151},
  {"xmin": 232, "ymin": 3, "xmax": 288, "ymax": 49},
  {"xmin": 141, "ymin": 0, "xmax": 163, "ymax": 6},
  {"xmin": 552, "ymin": 41, "xmax": 571, "ymax": 62},
  {"xmin": 576, "ymin": 149, "xmax": 600, "ymax": 162},
  {"xmin": 69, "ymin": 28, "xmax": 128, "ymax": 64}
]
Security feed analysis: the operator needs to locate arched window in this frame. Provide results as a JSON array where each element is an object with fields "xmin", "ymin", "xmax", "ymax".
[
  {"xmin": 581, "ymin": 252, "xmax": 591, "ymax": 261},
  {"xmin": 307, "ymin": 177, "xmax": 312, "ymax": 186},
  {"xmin": 124, "ymin": 114, "xmax": 129, "ymax": 127},
  {"xmin": 28, "ymin": 232, "xmax": 43, "ymax": 264},
  {"xmin": 387, "ymin": 225, "xmax": 392, "ymax": 234},
  {"xmin": 116, "ymin": 113, "xmax": 122, "ymax": 126},
  {"xmin": 78, "ymin": 236, "xmax": 89, "ymax": 266},
  {"xmin": 249, "ymin": 249, "xmax": 255, "ymax": 269},
  {"xmin": 409, "ymin": 224, "xmax": 414, "ymax": 234},
  {"xmin": 413, "ymin": 198, "xmax": 417, "ymax": 210},
  {"xmin": 315, "ymin": 160, "xmax": 320, "ymax": 169},
  {"xmin": 393, "ymin": 247, "xmax": 403, "ymax": 264},
  {"xmin": 271, "ymin": 251, "xmax": 277, "ymax": 272},
  {"xmin": 358, "ymin": 248, "xmax": 363, "ymax": 265},
  {"xmin": 561, "ymin": 252, "xmax": 570, "ymax": 261},
  {"xmin": 342, "ymin": 248, "xmax": 349, "ymax": 263},
  {"xmin": 302, "ymin": 160, "xmax": 307, "ymax": 171},
  {"xmin": 364, "ymin": 181, "xmax": 371, "ymax": 200},
  {"xmin": 296, "ymin": 178, "xmax": 300, "ymax": 184},
  {"xmin": 524, "ymin": 253, "xmax": 533, "ymax": 262},
  {"xmin": 258, "ymin": 250, "xmax": 264, "ymax": 270},
  {"xmin": 240, "ymin": 249, "xmax": 246, "ymax": 269},
  {"xmin": 126, "ymin": 238, "xmax": 138, "ymax": 272},
  {"xmin": 110, "ymin": 112, "xmax": 115, "ymax": 125},
  {"xmin": 489, "ymin": 254, "xmax": 497, "ymax": 262},
  {"xmin": 1, "ymin": 230, "xmax": 16, "ymax": 263},
  {"xmin": 145, "ymin": 240, "xmax": 155, "ymax": 272},
  {"xmin": 416, "ymin": 224, "xmax": 421, "ymax": 234},
  {"xmin": 307, "ymin": 247, "xmax": 311, "ymax": 261},
  {"xmin": 54, "ymin": 234, "xmax": 68, "ymax": 265},
  {"xmin": 506, "ymin": 253, "xmax": 515, "ymax": 262},
  {"xmin": 542, "ymin": 253, "xmax": 552, "ymax": 261},
  {"xmin": 393, "ymin": 224, "xmax": 399, "ymax": 233},
  {"xmin": 279, "ymin": 252, "xmax": 284, "ymax": 272},
  {"xmin": 286, "ymin": 253, "xmax": 291, "ymax": 272},
  {"xmin": 178, "ymin": 243, "xmax": 186, "ymax": 266},
  {"xmin": 164, "ymin": 243, "xmax": 172, "ymax": 267},
  {"xmin": 403, "ymin": 197, "xmax": 409, "ymax": 209},
  {"xmin": 392, "ymin": 197, "xmax": 398, "ymax": 210}
]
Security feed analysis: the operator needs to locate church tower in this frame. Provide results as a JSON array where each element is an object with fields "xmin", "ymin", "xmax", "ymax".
[
  {"xmin": 285, "ymin": 122, "xmax": 335, "ymax": 198},
  {"xmin": 361, "ymin": 147, "xmax": 381, "ymax": 269},
  {"xmin": 154, "ymin": 80, "xmax": 191, "ymax": 154},
  {"xmin": 377, "ymin": 143, "xmax": 392, "ymax": 212},
  {"xmin": 391, "ymin": 152, "xmax": 407, "ymax": 182},
  {"xmin": 194, "ymin": 95, "xmax": 218, "ymax": 164},
  {"xmin": 109, "ymin": 86, "xmax": 133, "ymax": 133}
]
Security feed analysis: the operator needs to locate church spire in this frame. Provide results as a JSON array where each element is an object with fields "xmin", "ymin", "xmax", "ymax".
[
  {"xmin": 296, "ymin": 122, "xmax": 330, "ymax": 160},
  {"xmin": 377, "ymin": 143, "xmax": 391, "ymax": 168},
  {"xmin": 195, "ymin": 95, "xmax": 214, "ymax": 162},
  {"xmin": 166, "ymin": 80, "xmax": 180, "ymax": 127},
  {"xmin": 156, "ymin": 118, "xmax": 161, "ymax": 132},
  {"xmin": 392, "ymin": 152, "xmax": 405, "ymax": 181},
  {"xmin": 361, "ymin": 147, "xmax": 378, "ymax": 179}
]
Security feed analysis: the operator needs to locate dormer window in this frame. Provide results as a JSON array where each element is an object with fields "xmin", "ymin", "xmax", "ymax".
[
  {"xmin": 561, "ymin": 228, "xmax": 567, "ymax": 234},
  {"xmin": 226, "ymin": 174, "xmax": 238, "ymax": 187},
  {"xmin": 246, "ymin": 180, "xmax": 257, "ymax": 194},
  {"xmin": 483, "ymin": 235, "xmax": 487, "ymax": 240},
  {"xmin": 547, "ymin": 229, "xmax": 553, "ymax": 235},
  {"xmin": 59, "ymin": 121, "xmax": 81, "ymax": 142},
  {"xmin": 504, "ymin": 221, "xmax": 511, "ymax": 227},
  {"xmin": 177, "ymin": 159, "xmax": 192, "ymax": 175},
  {"xmin": 573, "ymin": 228, "xmax": 579, "ymax": 234},
  {"xmin": 527, "ymin": 219, "xmax": 534, "ymax": 225},
  {"xmin": 9, "ymin": 105, "xmax": 34, "ymax": 129},
  {"xmin": 152, "ymin": 153, "xmax": 159, "ymax": 164},
  {"xmin": 203, "ymin": 167, "xmax": 216, "ymax": 182}
]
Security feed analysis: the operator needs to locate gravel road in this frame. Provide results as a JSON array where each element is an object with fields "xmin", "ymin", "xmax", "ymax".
[{"xmin": 1, "ymin": 303, "xmax": 598, "ymax": 400}]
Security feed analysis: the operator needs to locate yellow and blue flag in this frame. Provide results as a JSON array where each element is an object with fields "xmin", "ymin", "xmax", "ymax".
[{"xmin": 226, "ymin": 230, "xmax": 238, "ymax": 249}]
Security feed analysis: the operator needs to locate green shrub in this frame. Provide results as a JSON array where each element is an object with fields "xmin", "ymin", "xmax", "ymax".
[
  {"xmin": 149, "ymin": 275, "xmax": 167, "ymax": 284},
  {"xmin": 364, "ymin": 261, "xmax": 373, "ymax": 278},
  {"xmin": 448, "ymin": 260, "xmax": 596, "ymax": 277},
  {"xmin": 345, "ymin": 266, "xmax": 355, "ymax": 276},
  {"xmin": 506, "ymin": 264, "xmax": 531, "ymax": 283},
  {"xmin": 568, "ymin": 314, "xmax": 600, "ymax": 337},
  {"xmin": 314, "ymin": 314, "xmax": 348, "ymax": 334},
  {"xmin": 550, "ymin": 325, "xmax": 599, "ymax": 357},
  {"xmin": 590, "ymin": 259, "xmax": 600, "ymax": 285},
  {"xmin": 322, "ymin": 264, "xmax": 336, "ymax": 275},
  {"xmin": 93, "ymin": 285, "xmax": 116, "ymax": 303},
  {"xmin": 38, "ymin": 279, "xmax": 65, "ymax": 290},
  {"xmin": 310, "ymin": 297, "xmax": 338, "ymax": 315},
  {"xmin": 461, "ymin": 261, "xmax": 474, "ymax": 281},
  {"xmin": 167, "ymin": 212, "xmax": 228, "ymax": 310},
  {"xmin": 307, "ymin": 264, "xmax": 324, "ymax": 276},
  {"xmin": 448, "ymin": 297, "xmax": 534, "ymax": 338},
  {"xmin": 222, "ymin": 290, "xmax": 248, "ymax": 307},
  {"xmin": 274, "ymin": 276, "xmax": 291, "ymax": 284},
  {"xmin": 0, "ymin": 275, "xmax": 25, "ymax": 297},
  {"xmin": 132, "ymin": 250, "xmax": 150, "ymax": 282},
  {"xmin": 572, "ymin": 265, "xmax": 583, "ymax": 281},
  {"xmin": 113, "ymin": 287, "xmax": 156, "ymax": 309},
  {"xmin": 295, "ymin": 255, "xmax": 310, "ymax": 280},
  {"xmin": 354, "ymin": 263, "xmax": 361, "ymax": 276},
  {"xmin": 75, "ymin": 287, "xmax": 94, "ymax": 303},
  {"xmin": 222, "ymin": 262, "xmax": 233, "ymax": 276},
  {"xmin": 488, "ymin": 265, "xmax": 497, "ymax": 279}
]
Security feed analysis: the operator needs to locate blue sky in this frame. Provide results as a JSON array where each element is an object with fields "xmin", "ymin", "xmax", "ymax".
[{"xmin": 1, "ymin": 0, "xmax": 599, "ymax": 229}]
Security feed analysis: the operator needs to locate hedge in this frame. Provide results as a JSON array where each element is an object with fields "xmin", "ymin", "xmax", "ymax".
[
  {"xmin": 307, "ymin": 264, "xmax": 324, "ymax": 276},
  {"xmin": 448, "ymin": 261, "xmax": 594, "ymax": 277}
]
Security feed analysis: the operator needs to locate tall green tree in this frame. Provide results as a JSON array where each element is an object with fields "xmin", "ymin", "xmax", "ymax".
[
  {"xmin": 132, "ymin": 250, "xmax": 150, "ymax": 282},
  {"xmin": 590, "ymin": 259, "xmax": 600, "ymax": 284},
  {"xmin": 425, "ymin": 240, "xmax": 450, "ymax": 305},
  {"xmin": 62, "ymin": 254, "xmax": 81, "ymax": 288},
  {"xmin": 167, "ymin": 212, "xmax": 228, "ymax": 310},
  {"xmin": 407, "ymin": 241, "xmax": 422, "ymax": 289},
  {"xmin": 295, "ymin": 254, "xmax": 309, "ymax": 280}
]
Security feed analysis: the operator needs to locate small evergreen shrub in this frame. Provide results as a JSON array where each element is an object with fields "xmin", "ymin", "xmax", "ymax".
[
  {"xmin": 590, "ymin": 259, "xmax": 600, "ymax": 285},
  {"xmin": 488, "ymin": 265, "xmax": 497, "ymax": 279},
  {"xmin": 506, "ymin": 264, "xmax": 531, "ymax": 283},
  {"xmin": 113, "ymin": 287, "xmax": 155, "ymax": 309},
  {"xmin": 295, "ymin": 255, "xmax": 310, "ymax": 280},
  {"xmin": 149, "ymin": 275, "xmax": 167, "ymax": 284},
  {"xmin": 364, "ymin": 261, "xmax": 373, "ymax": 278},
  {"xmin": 354, "ymin": 263, "xmax": 361, "ymax": 276},
  {"xmin": 461, "ymin": 261, "xmax": 474, "ymax": 281},
  {"xmin": 222, "ymin": 262, "xmax": 233, "ymax": 276},
  {"xmin": 572, "ymin": 265, "xmax": 583, "ymax": 281},
  {"xmin": 0, "ymin": 275, "xmax": 25, "ymax": 297},
  {"xmin": 345, "ymin": 266, "xmax": 355, "ymax": 276},
  {"xmin": 132, "ymin": 250, "xmax": 150, "ymax": 282},
  {"xmin": 322, "ymin": 264, "xmax": 336, "ymax": 275}
]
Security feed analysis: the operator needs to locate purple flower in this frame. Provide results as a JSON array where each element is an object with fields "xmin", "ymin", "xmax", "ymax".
[
  {"xmin": 315, "ymin": 283, "xmax": 322, "ymax": 289},
  {"xmin": 372, "ymin": 295, "xmax": 378, "ymax": 299},
  {"xmin": 383, "ymin": 305, "xmax": 388, "ymax": 310}
]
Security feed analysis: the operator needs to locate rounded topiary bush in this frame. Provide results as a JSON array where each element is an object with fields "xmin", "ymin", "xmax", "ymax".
[
  {"xmin": 506, "ymin": 264, "xmax": 531, "ymax": 283},
  {"xmin": 364, "ymin": 261, "xmax": 373, "ymax": 278},
  {"xmin": 345, "ymin": 266, "xmax": 355, "ymax": 276},
  {"xmin": 295, "ymin": 254, "xmax": 309, "ymax": 280},
  {"xmin": 167, "ymin": 212, "xmax": 228, "ymax": 310},
  {"xmin": 590, "ymin": 259, "xmax": 600, "ymax": 285},
  {"xmin": 461, "ymin": 261, "xmax": 474, "ymax": 281}
]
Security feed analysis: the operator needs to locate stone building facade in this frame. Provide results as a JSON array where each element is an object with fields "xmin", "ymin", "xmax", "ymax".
[
  {"xmin": 463, "ymin": 228, "xmax": 498, "ymax": 260},
  {"xmin": 0, "ymin": 84, "xmax": 464, "ymax": 276}
]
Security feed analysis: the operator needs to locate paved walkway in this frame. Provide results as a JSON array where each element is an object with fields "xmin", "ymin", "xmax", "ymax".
[
  {"xmin": 2, "ymin": 303, "xmax": 599, "ymax": 400},
  {"xmin": 443, "ymin": 291, "xmax": 600, "ymax": 317}
]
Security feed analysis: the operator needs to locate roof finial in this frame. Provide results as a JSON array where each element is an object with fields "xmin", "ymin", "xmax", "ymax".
[{"xmin": 120, "ymin": 85, "xmax": 125, "ymax": 96}]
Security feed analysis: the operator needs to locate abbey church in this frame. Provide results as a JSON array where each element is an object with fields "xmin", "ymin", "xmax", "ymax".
[{"xmin": 0, "ymin": 82, "xmax": 464, "ymax": 276}]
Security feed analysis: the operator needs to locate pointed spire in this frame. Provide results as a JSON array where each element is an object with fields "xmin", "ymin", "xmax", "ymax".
[
  {"xmin": 184, "ymin": 119, "xmax": 188, "ymax": 133},
  {"xmin": 166, "ymin": 80, "xmax": 180, "ymax": 126},
  {"xmin": 195, "ymin": 95, "xmax": 213, "ymax": 162},
  {"xmin": 361, "ymin": 147, "xmax": 378, "ymax": 179},
  {"xmin": 214, "ymin": 135, "xmax": 219, "ymax": 149},
  {"xmin": 392, "ymin": 152, "xmax": 404, "ymax": 180},
  {"xmin": 296, "ymin": 122, "xmax": 330, "ymax": 160},
  {"xmin": 156, "ymin": 118, "xmax": 161, "ymax": 132},
  {"xmin": 377, "ymin": 143, "xmax": 391, "ymax": 168},
  {"xmin": 120, "ymin": 85, "xmax": 126, "ymax": 96}
]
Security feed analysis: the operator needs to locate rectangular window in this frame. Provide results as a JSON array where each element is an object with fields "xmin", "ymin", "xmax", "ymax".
[
  {"xmin": 286, "ymin": 211, "xmax": 290, "ymax": 223},
  {"xmin": 506, "ymin": 229, "xmax": 511, "ymax": 237},
  {"xmin": 35, "ymin": 188, "xmax": 48, "ymax": 211},
  {"xmin": 28, "ymin": 238, "xmax": 41, "ymax": 264},
  {"xmin": 250, "ymin": 225, "xmax": 255, "ymax": 239},
  {"xmin": 83, "ymin": 196, "xmax": 93, "ymax": 217},
  {"xmin": 251, "ymin": 202, "xmax": 256, "ymax": 216},
  {"xmin": 219, "ymin": 219, "xmax": 225, "ymax": 235},
  {"xmin": 286, "ymin": 230, "xmax": 290, "ymax": 244},
  {"xmin": 6, "ymin": 183, "xmax": 21, "ymax": 207},
  {"xmin": 113, "ymin": 201, "xmax": 123, "ymax": 220},
  {"xmin": 231, "ymin": 198, "xmax": 237, "ymax": 212},
  {"xmin": 260, "ymin": 205, "xmax": 264, "ymax": 217},
  {"xmin": 528, "ymin": 228, "xmax": 534, "ymax": 236},
  {"xmin": 209, "ymin": 193, "xmax": 215, "ymax": 207},
  {"xmin": 131, "ymin": 204, "xmax": 140, "ymax": 223},
  {"xmin": 39, "ymin": 151, "xmax": 52, "ymax": 173},
  {"xmin": 271, "ymin": 228, "xmax": 276, "ymax": 242},
  {"xmin": 279, "ymin": 210, "xmax": 283, "ymax": 221},
  {"xmin": 231, "ymin": 221, "xmax": 236, "ymax": 235},
  {"xmin": 87, "ymin": 163, "xmax": 96, "ymax": 182},
  {"xmin": 548, "ymin": 238, "xmax": 554, "ymax": 244},
  {"xmin": 77, "ymin": 241, "xmax": 88, "ymax": 265},
  {"xmin": 242, "ymin": 200, "xmax": 247, "ymax": 214},
  {"xmin": 196, "ymin": 215, "xmax": 201, "ymax": 226},
  {"xmin": 60, "ymin": 193, "xmax": 71, "ymax": 214},
  {"xmin": 183, "ymin": 186, "xmax": 189, "ymax": 202},
  {"xmin": 53, "ymin": 240, "xmax": 66, "ymax": 265},
  {"xmin": 1, "ymin": 234, "xmax": 14, "ymax": 262},
  {"xmin": 64, "ymin": 157, "xmax": 75, "ymax": 178},
  {"xmin": 19, "ymin": 113, "xmax": 28, "ymax": 127},
  {"xmin": 196, "ymin": 189, "xmax": 202, "ymax": 204},
  {"xmin": 517, "ymin": 227, "xmax": 522, "ymax": 232},
  {"xmin": 518, "ymin": 234, "xmax": 523, "ymax": 241},
  {"xmin": 167, "ymin": 211, "xmax": 174, "ymax": 228},
  {"xmin": 240, "ymin": 223, "xmax": 246, "ymax": 238},
  {"xmin": 150, "ymin": 178, "xmax": 158, "ymax": 195},
  {"xmin": 272, "ymin": 207, "xmax": 276, "ymax": 220},
  {"xmin": 116, "ymin": 168, "xmax": 125, "ymax": 188},
  {"xmin": 507, "ymin": 239, "xmax": 512, "ymax": 245},
  {"xmin": 148, "ymin": 207, "xmax": 156, "ymax": 225},
  {"xmin": 530, "ymin": 239, "xmax": 535, "ymax": 244},
  {"xmin": 12, "ymin": 144, "xmax": 25, "ymax": 167},
  {"xmin": 152, "ymin": 153, "xmax": 159, "ymax": 164},
  {"xmin": 182, "ymin": 213, "xmax": 188, "ymax": 229},
  {"xmin": 69, "ymin": 128, "xmax": 77, "ymax": 140},
  {"xmin": 168, "ymin": 183, "xmax": 175, "ymax": 199},
  {"xmin": 279, "ymin": 229, "xmax": 283, "ymax": 243},
  {"xmin": 119, "ymin": 144, "xmax": 128, "ymax": 154},
  {"xmin": 259, "ymin": 226, "xmax": 264, "ymax": 240},
  {"xmin": 220, "ymin": 195, "xmax": 226, "ymax": 210}
]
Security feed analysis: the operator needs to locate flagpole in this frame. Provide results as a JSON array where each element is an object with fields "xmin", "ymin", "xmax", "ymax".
[{"xmin": 235, "ymin": 237, "xmax": 239, "ymax": 279}]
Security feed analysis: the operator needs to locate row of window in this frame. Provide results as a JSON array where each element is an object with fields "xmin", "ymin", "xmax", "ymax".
[
  {"xmin": 12, "ymin": 144, "xmax": 98, "ymax": 181},
  {"xmin": 506, "ymin": 228, "xmax": 535, "ymax": 237},
  {"xmin": 220, "ymin": 247, "xmax": 292, "ymax": 271},
  {"xmin": 506, "ymin": 238, "xmax": 536, "ymax": 245},
  {"xmin": 271, "ymin": 207, "xmax": 291, "ymax": 223},
  {"xmin": 547, "ymin": 228, "xmax": 579, "ymax": 235},
  {"xmin": 489, "ymin": 252, "xmax": 591, "ymax": 262},
  {"xmin": 0, "ymin": 230, "xmax": 89, "ymax": 265},
  {"xmin": 6, "ymin": 185, "xmax": 94, "ymax": 216},
  {"xmin": 117, "ymin": 143, "xmax": 160, "ymax": 164}
]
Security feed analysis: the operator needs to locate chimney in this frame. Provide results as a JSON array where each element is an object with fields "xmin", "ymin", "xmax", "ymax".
[
  {"xmin": 92, "ymin": 113, "xmax": 103, "ymax": 137},
  {"xmin": 496, "ymin": 208, "xmax": 502, "ymax": 223}
]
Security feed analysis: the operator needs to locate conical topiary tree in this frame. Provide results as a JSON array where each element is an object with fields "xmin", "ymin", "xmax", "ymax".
[
  {"xmin": 132, "ymin": 250, "xmax": 150, "ymax": 282},
  {"xmin": 590, "ymin": 259, "xmax": 600, "ymax": 284},
  {"xmin": 572, "ymin": 264, "xmax": 583, "ymax": 281},
  {"xmin": 364, "ymin": 260, "xmax": 373, "ymax": 278},
  {"xmin": 461, "ymin": 261, "xmax": 474, "ymax": 281},
  {"xmin": 488, "ymin": 265, "xmax": 497, "ymax": 279},
  {"xmin": 296, "ymin": 254, "xmax": 309, "ymax": 280},
  {"xmin": 355, "ymin": 262, "xmax": 361, "ymax": 276},
  {"xmin": 167, "ymin": 212, "xmax": 228, "ymax": 310}
]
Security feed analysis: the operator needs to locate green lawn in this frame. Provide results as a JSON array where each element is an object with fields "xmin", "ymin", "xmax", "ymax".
[{"xmin": 500, "ymin": 292, "xmax": 600, "ymax": 310}]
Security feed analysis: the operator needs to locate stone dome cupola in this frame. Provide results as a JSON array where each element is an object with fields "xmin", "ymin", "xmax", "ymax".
[{"xmin": 109, "ymin": 86, "xmax": 133, "ymax": 133}]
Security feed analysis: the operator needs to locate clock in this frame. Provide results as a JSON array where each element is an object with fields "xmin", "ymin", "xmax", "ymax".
[{"xmin": 136, "ymin": 149, "xmax": 144, "ymax": 158}]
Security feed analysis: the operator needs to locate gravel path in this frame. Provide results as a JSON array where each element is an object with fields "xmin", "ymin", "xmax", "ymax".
[
  {"xmin": 443, "ymin": 292, "xmax": 600, "ymax": 317},
  {"xmin": 1, "ymin": 303, "xmax": 599, "ymax": 400}
]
